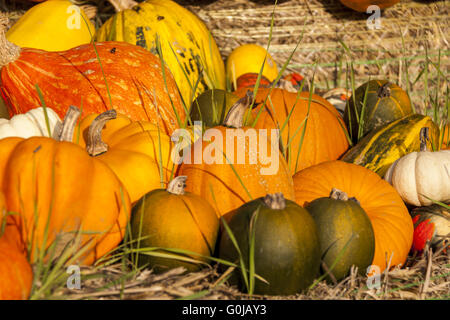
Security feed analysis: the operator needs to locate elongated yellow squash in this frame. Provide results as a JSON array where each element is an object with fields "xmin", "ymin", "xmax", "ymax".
[
  {"xmin": 341, "ymin": 114, "xmax": 440, "ymax": 177},
  {"xmin": 6, "ymin": 0, "xmax": 95, "ymax": 51},
  {"xmin": 96, "ymin": 0, "xmax": 226, "ymax": 106}
]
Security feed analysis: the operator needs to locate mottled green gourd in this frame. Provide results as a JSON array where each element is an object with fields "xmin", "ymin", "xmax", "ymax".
[
  {"xmin": 304, "ymin": 188, "xmax": 375, "ymax": 282},
  {"xmin": 219, "ymin": 193, "xmax": 321, "ymax": 296},
  {"xmin": 344, "ymin": 80, "xmax": 413, "ymax": 143}
]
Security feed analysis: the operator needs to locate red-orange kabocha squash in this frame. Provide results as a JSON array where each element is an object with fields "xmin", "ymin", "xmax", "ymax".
[
  {"xmin": 340, "ymin": 0, "xmax": 400, "ymax": 12},
  {"xmin": 0, "ymin": 15, "xmax": 185, "ymax": 135},
  {"xmin": 234, "ymin": 87, "xmax": 350, "ymax": 174},
  {"xmin": 293, "ymin": 160, "xmax": 413, "ymax": 272},
  {"xmin": 0, "ymin": 107, "xmax": 131, "ymax": 266},
  {"xmin": 0, "ymin": 193, "xmax": 33, "ymax": 300},
  {"xmin": 178, "ymin": 93, "xmax": 295, "ymax": 217}
]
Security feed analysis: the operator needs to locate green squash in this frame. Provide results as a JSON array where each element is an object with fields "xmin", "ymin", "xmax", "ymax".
[
  {"xmin": 219, "ymin": 193, "xmax": 320, "ymax": 295},
  {"xmin": 341, "ymin": 114, "xmax": 440, "ymax": 177},
  {"xmin": 189, "ymin": 89, "xmax": 254, "ymax": 128},
  {"xmin": 344, "ymin": 80, "xmax": 413, "ymax": 143},
  {"xmin": 304, "ymin": 188, "xmax": 375, "ymax": 282}
]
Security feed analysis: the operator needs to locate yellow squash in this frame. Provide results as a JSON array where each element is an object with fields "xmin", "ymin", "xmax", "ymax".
[
  {"xmin": 6, "ymin": 0, "xmax": 95, "ymax": 51},
  {"xmin": 96, "ymin": 0, "xmax": 226, "ymax": 105}
]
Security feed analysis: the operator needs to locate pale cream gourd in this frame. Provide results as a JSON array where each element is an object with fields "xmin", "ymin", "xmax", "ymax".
[
  {"xmin": 0, "ymin": 107, "xmax": 62, "ymax": 139},
  {"xmin": 385, "ymin": 128, "xmax": 450, "ymax": 206}
]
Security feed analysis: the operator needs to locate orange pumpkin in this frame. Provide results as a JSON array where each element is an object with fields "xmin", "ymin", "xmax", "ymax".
[
  {"xmin": 0, "ymin": 107, "xmax": 131, "ymax": 265},
  {"xmin": 178, "ymin": 93, "xmax": 295, "ymax": 217},
  {"xmin": 339, "ymin": 0, "xmax": 400, "ymax": 12},
  {"xmin": 234, "ymin": 87, "xmax": 350, "ymax": 174},
  {"xmin": 293, "ymin": 160, "xmax": 413, "ymax": 272},
  {"xmin": 441, "ymin": 124, "xmax": 449, "ymax": 150},
  {"xmin": 75, "ymin": 110, "xmax": 177, "ymax": 204},
  {"xmin": 0, "ymin": 193, "xmax": 33, "ymax": 300},
  {"xmin": 0, "ymin": 17, "xmax": 185, "ymax": 135}
]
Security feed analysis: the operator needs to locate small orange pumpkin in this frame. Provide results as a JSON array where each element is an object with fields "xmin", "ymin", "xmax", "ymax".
[
  {"xmin": 293, "ymin": 160, "xmax": 413, "ymax": 272},
  {"xmin": 0, "ymin": 106, "xmax": 131, "ymax": 265}
]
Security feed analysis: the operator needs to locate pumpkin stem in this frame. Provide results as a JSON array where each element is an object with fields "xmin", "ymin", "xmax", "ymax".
[
  {"xmin": 0, "ymin": 14, "xmax": 21, "ymax": 68},
  {"xmin": 223, "ymin": 90, "xmax": 253, "ymax": 128},
  {"xmin": 263, "ymin": 193, "xmax": 286, "ymax": 210},
  {"xmin": 58, "ymin": 106, "xmax": 82, "ymax": 142},
  {"xmin": 377, "ymin": 82, "xmax": 391, "ymax": 98},
  {"xmin": 329, "ymin": 188, "xmax": 360, "ymax": 206},
  {"xmin": 420, "ymin": 127, "xmax": 430, "ymax": 152},
  {"xmin": 81, "ymin": 4, "xmax": 98, "ymax": 20},
  {"xmin": 86, "ymin": 110, "xmax": 117, "ymax": 156},
  {"xmin": 107, "ymin": 0, "xmax": 138, "ymax": 12},
  {"xmin": 167, "ymin": 176, "xmax": 187, "ymax": 195}
]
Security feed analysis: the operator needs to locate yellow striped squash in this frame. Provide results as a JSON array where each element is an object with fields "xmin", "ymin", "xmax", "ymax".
[
  {"xmin": 96, "ymin": 0, "xmax": 226, "ymax": 106},
  {"xmin": 341, "ymin": 114, "xmax": 440, "ymax": 177}
]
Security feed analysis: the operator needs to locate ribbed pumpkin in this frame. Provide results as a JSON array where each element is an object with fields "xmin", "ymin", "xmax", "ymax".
[
  {"xmin": 410, "ymin": 205, "xmax": 450, "ymax": 253},
  {"xmin": 344, "ymin": 80, "xmax": 412, "ymax": 143},
  {"xmin": 75, "ymin": 110, "xmax": 176, "ymax": 204},
  {"xmin": 130, "ymin": 176, "xmax": 219, "ymax": 273},
  {"xmin": 339, "ymin": 0, "xmax": 400, "ymax": 12},
  {"xmin": 0, "ymin": 107, "xmax": 61, "ymax": 139},
  {"xmin": 226, "ymin": 44, "xmax": 278, "ymax": 90},
  {"xmin": 234, "ymin": 87, "xmax": 350, "ymax": 174},
  {"xmin": 293, "ymin": 161, "xmax": 413, "ymax": 272},
  {"xmin": 219, "ymin": 193, "xmax": 320, "ymax": 295},
  {"xmin": 178, "ymin": 93, "xmax": 295, "ymax": 217},
  {"xmin": 6, "ymin": 0, "xmax": 95, "ymax": 52},
  {"xmin": 441, "ymin": 124, "xmax": 449, "ymax": 150},
  {"xmin": 0, "ymin": 16, "xmax": 185, "ymax": 134},
  {"xmin": 97, "ymin": 0, "xmax": 226, "ymax": 105},
  {"xmin": 384, "ymin": 128, "xmax": 450, "ymax": 207},
  {"xmin": 304, "ymin": 188, "xmax": 375, "ymax": 282},
  {"xmin": 0, "ymin": 106, "xmax": 131, "ymax": 265},
  {"xmin": 342, "ymin": 114, "xmax": 440, "ymax": 177}
]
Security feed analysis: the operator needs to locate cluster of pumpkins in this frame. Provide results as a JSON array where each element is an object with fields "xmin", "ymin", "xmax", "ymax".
[{"xmin": 0, "ymin": 0, "xmax": 448, "ymax": 299}]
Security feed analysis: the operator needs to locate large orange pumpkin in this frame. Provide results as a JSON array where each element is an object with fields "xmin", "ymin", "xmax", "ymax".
[
  {"xmin": 339, "ymin": 0, "xmax": 400, "ymax": 12},
  {"xmin": 75, "ymin": 110, "xmax": 177, "ymax": 204},
  {"xmin": 234, "ymin": 87, "xmax": 350, "ymax": 174},
  {"xmin": 178, "ymin": 93, "xmax": 295, "ymax": 217},
  {"xmin": 0, "ymin": 193, "xmax": 33, "ymax": 300},
  {"xmin": 0, "ymin": 16, "xmax": 185, "ymax": 134},
  {"xmin": 293, "ymin": 160, "xmax": 413, "ymax": 272},
  {"xmin": 0, "ymin": 107, "xmax": 131, "ymax": 265}
]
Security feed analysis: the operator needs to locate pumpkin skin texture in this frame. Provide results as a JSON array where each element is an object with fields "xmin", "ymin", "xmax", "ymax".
[
  {"xmin": 178, "ymin": 94, "xmax": 295, "ymax": 217},
  {"xmin": 6, "ymin": 0, "xmax": 95, "ymax": 52},
  {"xmin": 410, "ymin": 205, "xmax": 450, "ymax": 253},
  {"xmin": 441, "ymin": 125, "xmax": 449, "ymax": 150},
  {"xmin": 97, "ymin": 0, "xmax": 226, "ymax": 106},
  {"xmin": 219, "ymin": 193, "xmax": 320, "ymax": 295},
  {"xmin": 226, "ymin": 44, "xmax": 278, "ymax": 90},
  {"xmin": 234, "ymin": 87, "xmax": 350, "ymax": 174},
  {"xmin": 344, "ymin": 80, "xmax": 412, "ymax": 143},
  {"xmin": 340, "ymin": 0, "xmax": 400, "ymax": 12},
  {"xmin": 130, "ymin": 176, "xmax": 219, "ymax": 273},
  {"xmin": 0, "ymin": 234, "xmax": 33, "ymax": 300},
  {"xmin": 0, "ymin": 34, "xmax": 185, "ymax": 134},
  {"xmin": 0, "ymin": 107, "xmax": 61, "ymax": 139},
  {"xmin": 304, "ymin": 189, "xmax": 375, "ymax": 282},
  {"xmin": 75, "ymin": 110, "xmax": 176, "ymax": 204},
  {"xmin": 0, "ymin": 107, "xmax": 131, "ymax": 265},
  {"xmin": 342, "ymin": 114, "xmax": 440, "ymax": 177},
  {"xmin": 293, "ymin": 161, "xmax": 413, "ymax": 272}
]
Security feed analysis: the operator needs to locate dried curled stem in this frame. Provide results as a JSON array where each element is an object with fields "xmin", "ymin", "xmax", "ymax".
[
  {"xmin": 86, "ymin": 110, "xmax": 117, "ymax": 156},
  {"xmin": 223, "ymin": 90, "xmax": 253, "ymax": 128},
  {"xmin": 263, "ymin": 193, "xmax": 286, "ymax": 210},
  {"xmin": 167, "ymin": 176, "xmax": 187, "ymax": 195},
  {"xmin": 108, "ymin": 0, "xmax": 139, "ymax": 12},
  {"xmin": 0, "ymin": 13, "xmax": 21, "ymax": 68}
]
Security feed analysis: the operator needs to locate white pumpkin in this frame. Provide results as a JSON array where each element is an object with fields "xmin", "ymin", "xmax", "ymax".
[
  {"xmin": 385, "ymin": 129, "xmax": 450, "ymax": 206},
  {"xmin": 0, "ymin": 107, "xmax": 62, "ymax": 139}
]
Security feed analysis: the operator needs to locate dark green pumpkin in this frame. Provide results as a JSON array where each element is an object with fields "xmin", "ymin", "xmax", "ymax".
[
  {"xmin": 219, "ymin": 193, "xmax": 321, "ymax": 296},
  {"xmin": 344, "ymin": 80, "xmax": 412, "ymax": 143},
  {"xmin": 304, "ymin": 189, "xmax": 375, "ymax": 282}
]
